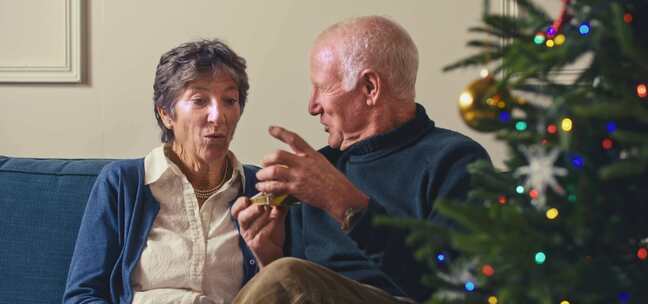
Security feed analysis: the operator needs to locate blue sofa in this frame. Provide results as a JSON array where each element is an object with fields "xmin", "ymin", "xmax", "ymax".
[{"xmin": 0, "ymin": 156, "xmax": 114, "ymax": 304}]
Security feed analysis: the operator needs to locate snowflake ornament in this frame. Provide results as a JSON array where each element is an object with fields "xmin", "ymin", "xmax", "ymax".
[
  {"xmin": 435, "ymin": 259, "xmax": 478, "ymax": 301},
  {"xmin": 514, "ymin": 145, "xmax": 568, "ymax": 209}
]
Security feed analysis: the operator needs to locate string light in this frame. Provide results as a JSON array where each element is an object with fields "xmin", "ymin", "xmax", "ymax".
[
  {"xmin": 638, "ymin": 248, "xmax": 648, "ymax": 260},
  {"xmin": 570, "ymin": 155, "xmax": 585, "ymax": 168},
  {"xmin": 534, "ymin": 252, "xmax": 547, "ymax": 264},
  {"xmin": 606, "ymin": 121, "xmax": 617, "ymax": 133},
  {"xmin": 568, "ymin": 194, "xmax": 577, "ymax": 202},
  {"xmin": 602, "ymin": 138, "xmax": 614, "ymax": 150},
  {"xmin": 560, "ymin": 301, "xmax": 570, "ymax": 304},
  {"xmin": 637, "ymin": 84, "xmax": 647, "ymax": 98},
  {"xmin": 554, "ymin": 34, "xmax": 566, "ymax": 45},
  {"xmin": 624, "ymin": 13, "xmax": 633, "ymax": 24},
  {"xmin": 436, "ymin": 253, "xmax": 446, "ymax": 262},
  {"xmin": 561, "ymin": 118, "xmax": 573, "ymax": 132},
  {"xmin": 546, "ymin": 39, "xmax": 555, "ymax": 48},
  {"xmin": 499, "ymin": 111, "xmax": 511, "ymax": 123},
  {"xmin": 480, "ymin": 69, "xmax": 490, "ymax": 78},
  {"xmin": 516, "ymin": 185, "xmax": 525, "ymax": 194},
  {"xmin": 529, "ymin": 189, "xmax": 539, "ymax": 199},
  {"xmin": 546, "ymin": 208, "xmax": 559, "ymax": 220},
  {"xmin": 578, "ymin": 22, "xmax": 591, "ymax": 36},
  {"xmin": 547, "ymin": 124, "xmax": 558, "ymax": 134},
  {"xmin": 488, "ymin": 296, "xmax": 498, "ymax": 304},
  {"xmin": 498, "ymin": 195, "xmax": 507, "ymax": 205},
  {"xmin": 464, "ymin": 281, "xmax": 476, "ymax": 292},
  {"xmin": 482, "ymin": 264, "xmax": 495, "ymax": 277},
  {"xmin": 546, "ymin": 26, "xmax": 557, "ymax": 37},
  {"xmin": 618, "ymin": 292, "xmax": 631, "ymax": 303},
  {"xmin": 515, "ymin": 121, "xmax": 528, "ymax": 131},
  {"xmin": 533, "ymin": 33, "xmax": 546, "ymax": 45}
]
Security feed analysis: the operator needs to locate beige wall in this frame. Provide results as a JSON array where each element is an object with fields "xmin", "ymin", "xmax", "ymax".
[{"xmin": 0, "ymin": 0, "xmax": 508, "ymax": 166}]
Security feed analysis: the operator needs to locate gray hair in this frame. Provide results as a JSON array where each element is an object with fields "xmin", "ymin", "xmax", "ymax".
[
  {"xmin": 152, "ymin": 39, "xmax": 249, "ymax": 143},
  {"xmin": 319, "ymin": 16, "xmax": 418, "ymax": 100}
]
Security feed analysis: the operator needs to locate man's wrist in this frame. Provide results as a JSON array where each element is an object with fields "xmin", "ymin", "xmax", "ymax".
[{"xmin": 331, "ymin": 191, "xmax": 369, "ymax": 230}]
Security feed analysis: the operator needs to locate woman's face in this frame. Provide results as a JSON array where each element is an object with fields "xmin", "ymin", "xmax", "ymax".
[{"xmin": 159, "ymin": 73, "xmax": 241, "ymax": 162}]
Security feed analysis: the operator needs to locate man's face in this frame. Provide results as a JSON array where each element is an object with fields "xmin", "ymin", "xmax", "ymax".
[{"xmin": 308, "ymin": 44, "xmax": 368, "ymax": 150}]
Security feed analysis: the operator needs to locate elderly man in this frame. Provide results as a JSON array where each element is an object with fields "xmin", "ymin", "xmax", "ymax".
[{"xmin": 232, "ymin": 16, "xmax": 490, "ymax": 303}]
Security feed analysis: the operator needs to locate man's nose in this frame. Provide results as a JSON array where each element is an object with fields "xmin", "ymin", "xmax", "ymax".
[{"xmin": 308, "ymin": 96, "xmax": 321, "ymax": 116}]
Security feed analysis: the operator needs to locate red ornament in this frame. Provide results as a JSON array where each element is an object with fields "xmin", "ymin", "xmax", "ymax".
[
  {"xmin": 498, "ymin": 195, "xmax": 507, "ymax": 205},
  {"xmin": 638, "ymin": 248, "xmax": 648, "ymax": 260},
  {"xmin": 547, "ymin": 124, "xmax": 558, "ymax": 134},
  {"xmin": 602, "ymin": 138, "xmax": 614, "ymax": 150},
  {"xmin": 624, "ymin": 13, "xmax": 633, "ymax": 24},
  {"xmin": 482, "ymin": 264, "xmax": 495, "ymax": 277}
]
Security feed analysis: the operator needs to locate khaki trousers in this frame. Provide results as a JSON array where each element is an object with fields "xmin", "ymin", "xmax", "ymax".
[{"xmin": 232, "ymin": 257, "xmax": 416, "ymax": 304}]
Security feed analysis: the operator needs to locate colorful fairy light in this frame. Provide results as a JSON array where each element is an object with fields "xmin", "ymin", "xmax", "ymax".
[
  {"xmin": 529, "ymin": 189, "xmax": 539, "ymax": 199},
  {"xmin": 606, "ymin": 121, "xmax": 617, "ymax": 133},
  {"xmin": 436, "ymin": 253, "xmax": 446, "ymax": 262},
  {"xmin": 602, "ymin": 138, "xmax": 614, "ymax": 150},
  {"xmin": 546, "ymin": 39, "xmax": 555, "ymax": 48},
  {"xmin": 638, "ymin": 248, "xmax": 648, "ymax": 260},
  {"xmin": 561, "ymin": 118, "xmax": 573, "ymax": 132},
  {"xmin": 637, "ymin": 84, "xmax": 647, "ymax": 98},
  {"xmin": 578, "ymin": 22, "xmax": 591, "ymax": 36},
  {"xmin": 516, "ymin": 185, "xmax": 525, "ymax": 194},
  {"xmin": 554, "ymin": 34, "xmax": 566, "ymax": 45},
  {"xmin": 534, "ymin": 252, "xmax": 547, "ymax": 264},
  {"xmin": 480, "ymin": 69, "xmax": 490, "ymax": 78},
  {"xmin": 533, "ymin": 33, "xmax": 546, "ymax": 45},
  {"xmin": 568, "ymin": 194, "xmax": 577, "ymax": 202},
  {"xmin": 498, "ymin": 195, "xmax": 507, "ymax": 205},
  {"xmin": 547, "ymin": 124, "xmax": 558, "ymax": 134},
  {"xmin": 546, "ymin": 208, "xmax": 559, "ymax": 220},
  {"xmin": 498, "ymin": 111, "xmax": 511, "ymax": 123},
  {"xmin": 624, "ymin": 13, "xmax": 633, "ymax": 24},
  {"xmin": 546, "ymin": 26, "xmax": 557, "ymax": 37},
  {"xmin": 560, "ymin": 301, "xmax": 570, "ymax": 304},
  {"xmin": 482, "ymin": 264, "xmax": 495, "ymax": 277},
  {"xmin": 464, "ymin": 281, "xmax": 476, "ymax": 292},
  {"xmin": 488, "ymin": 296, "xmax": 498, "ymax": 304},
  {"xmin": 515, "ymin": 121, "xmax": 528, "ymax": 131},
  {"xmin": 618, "ymin": 292, "xmax": 631, "ymax": 303},
  {"xmin": 570, "ymin": 155, "xmax": 585, "ymax": 168}
]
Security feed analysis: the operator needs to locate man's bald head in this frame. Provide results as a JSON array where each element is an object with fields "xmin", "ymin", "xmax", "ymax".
[{"xmin": 313, "ymin": 16, "xmax": 419, "ymax": 101}]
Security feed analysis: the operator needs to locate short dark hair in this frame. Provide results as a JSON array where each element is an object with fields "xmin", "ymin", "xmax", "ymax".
[{"xmin": 152, "ymin": 39, "xmax": 249, "ymax": 143}]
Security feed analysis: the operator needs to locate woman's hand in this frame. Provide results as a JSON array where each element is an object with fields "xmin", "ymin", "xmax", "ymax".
[{"xmin": 231, "ymin": 196, "xmax": 287, "ymax": 268}]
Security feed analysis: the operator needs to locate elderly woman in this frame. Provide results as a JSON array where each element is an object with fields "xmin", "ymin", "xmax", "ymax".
[{"xmin": 63, "ymin": 39, "xmax": 275, "ymax": 304}]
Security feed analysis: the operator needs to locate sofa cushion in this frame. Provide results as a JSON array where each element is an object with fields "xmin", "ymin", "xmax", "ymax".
[{"xmin": 0, "ymin": 156, "xmax": 114, "ymax": 304}]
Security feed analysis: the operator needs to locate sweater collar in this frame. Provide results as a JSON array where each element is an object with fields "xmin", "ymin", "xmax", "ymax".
[{"xmin": 343, "ymin": 103, "xmax": 434, "ymax": 156}]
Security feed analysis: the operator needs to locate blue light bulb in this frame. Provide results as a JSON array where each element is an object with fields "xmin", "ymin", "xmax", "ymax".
[{"xmin": 578, "ymin": 22, "xmax": 590, "ymax": 36}]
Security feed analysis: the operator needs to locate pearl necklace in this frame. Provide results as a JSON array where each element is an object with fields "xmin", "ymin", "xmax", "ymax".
[{"xmin": 194, "ymin": 158, "xmax": 229, "ymax": 200}]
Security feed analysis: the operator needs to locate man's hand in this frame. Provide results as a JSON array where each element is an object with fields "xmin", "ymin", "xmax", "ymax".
[
  {"xmin": 256, "ymin": 126, "xmax": 369, "ymax": 223},
  {"xmin": 231, "ymin": 196, "xmax": 287, "ymax": 268}
]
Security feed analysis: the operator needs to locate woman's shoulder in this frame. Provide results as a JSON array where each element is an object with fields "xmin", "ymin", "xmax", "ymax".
[{"xmin": 97, "ymin": 158, "xmax": 145, "ymax": 185}]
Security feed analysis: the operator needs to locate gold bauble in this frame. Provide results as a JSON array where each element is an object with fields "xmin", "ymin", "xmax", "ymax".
[{"xmin": 458, "ymin": 76, "xmax": 515, "ymax": 132}]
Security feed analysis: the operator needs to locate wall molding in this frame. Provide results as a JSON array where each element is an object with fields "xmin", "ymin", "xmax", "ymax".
[{"xmin": 0, "ymin": 0, "xmax": 82, "ymax": 83}]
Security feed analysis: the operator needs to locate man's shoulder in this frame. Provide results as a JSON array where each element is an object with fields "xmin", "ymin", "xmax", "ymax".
[{"xmin": 415, "ymin": 126, "xmax": 490, "ymax": 163}]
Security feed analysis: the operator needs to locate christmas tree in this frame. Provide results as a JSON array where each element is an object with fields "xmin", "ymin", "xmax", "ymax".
[{"xmin": 379, "ymin": 0, "xmax": 648, "ymax": 302}]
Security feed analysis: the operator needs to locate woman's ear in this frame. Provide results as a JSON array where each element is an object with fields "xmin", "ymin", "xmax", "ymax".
[
  {"xmin": 360, "ymin": 69, "xmax": 381, "ymax": 106},
  {"xmin": 158, "ymin": 107, "xmax": 174, "ymax": 129}
]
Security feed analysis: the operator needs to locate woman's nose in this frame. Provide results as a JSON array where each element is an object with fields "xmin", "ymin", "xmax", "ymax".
[{"xmin": 207, "ymin": 101, "xmax": 221, "ymax": 122}]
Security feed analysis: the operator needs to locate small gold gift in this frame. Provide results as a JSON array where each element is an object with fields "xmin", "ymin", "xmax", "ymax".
[{"xmin": 250, "ymin": 192, "xmax": 299, "ymax": 207}]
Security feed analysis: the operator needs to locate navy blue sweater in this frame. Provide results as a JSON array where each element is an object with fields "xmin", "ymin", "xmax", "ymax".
[{"xmin": 285, "ymin": 104, "xmax": 490, "ymax": 301}]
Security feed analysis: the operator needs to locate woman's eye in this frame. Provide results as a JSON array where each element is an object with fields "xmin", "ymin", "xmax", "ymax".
[{"xmin": 191, "ymin": 98, "xmax": 207, "ymax": 105}]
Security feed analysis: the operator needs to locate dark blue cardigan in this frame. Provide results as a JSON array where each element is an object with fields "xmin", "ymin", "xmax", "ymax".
[
  {"xmin": 63, "ymin": 159, "xmax": 260, "ymax": 304},
  {"xmin": 285, "ymin": 104, "xmax": 491, "ymax": 302}
]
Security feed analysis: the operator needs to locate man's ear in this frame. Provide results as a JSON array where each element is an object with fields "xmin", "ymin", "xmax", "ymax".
[
  {"xmin": 360, "ymin": 69, "xmax": 381, "ymax": 106},
  {"xmin": 158, "ymin": 107, "xmax": 174, "ymax": 129}
]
